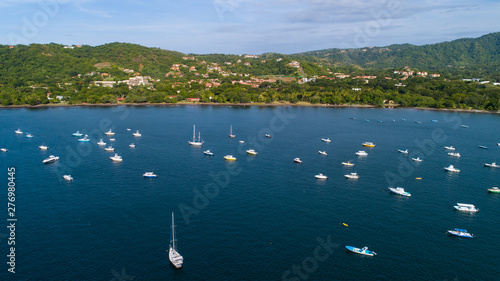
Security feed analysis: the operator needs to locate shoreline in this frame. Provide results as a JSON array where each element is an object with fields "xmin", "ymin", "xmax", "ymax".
[{"xmin": 1, "ymin": 102, "xmax": 498, "ymax": 114}]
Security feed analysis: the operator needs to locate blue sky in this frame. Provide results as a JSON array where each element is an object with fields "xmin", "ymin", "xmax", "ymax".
[{"xmin": 0, "ymin": 0, "xmax": 499, "ymax": 54}]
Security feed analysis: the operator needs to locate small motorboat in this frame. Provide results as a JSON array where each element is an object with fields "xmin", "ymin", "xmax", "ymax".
[
  {"xmin": 342, "ymin": 161, "xmax": 354, "ymax": 166},
  {"xmin": 488, "ymin": 187, "xmax": 500, "ymax": 193},
  {"xmin": 63, "ymin": 175, "xmax": 73, "ymax": 181},
  {"xmin": 264, "ymin": 134, "xmax": 271, "ymax": 138},
  {"xmin": 129, "ymin": 143, "xmax": 136, "ymax": 148},
  {"xmin": 444, "ymin": 165, "xmax": 460, "ymax": 172},
  {"xmin": 315, "ymin": 173, "xmax": 328, "ymax": 180},
  {"xmin": 448, "ymin": 152, "xmax": 460, "ymax": 157},
  {"xmin": 362, "ymin": 142, "xmax": 376, "ymax": 147},
  {"xmin": 431, "ymin": 120, "xmax": 438, "ymax": 123},
  {"xmin": 127, "ymin": 128, "xmax": 131, "ymax": 131},
  {"xmin": 322, "ymin": 138, "xmax": 331, "ymax": 143},
  {"xmin": 389, "ymin": 187, "xmax": 411, "ymax": 197},
  {"xmin": 246, "ymin": 149, "xmax": 258, "ymax": 155},
  {"xmin": 224, "ymin": 155, "xmax": 237, "ymax": 161},
  {"xmin": 105, "ymin": 129, "xmax": 115, "ymax": 136},
  {"xmin": 15, "ymin": 129, "xmax": 23, "ymax": 134},
  {"xmin": 97, "ymin": 139, "xmax": 106, "ymax": 146},
  {"xmin": 344, "ymin": 172, "xmax": 359, "ymax": 179},
  {"xmin": 109, "ymin": 138, "xmax": 115, "ymax": 142},
  {"xmin": 447, "ymin": 229, "xmax": 474, "ymax": 238},
  {"xmin": 104, "ymin": 146, "xmax": 115, "ymax": 152},
  {"xmin": 444, "ymin": 146, "xmax": 456, "ymax": 151},
  {"xmin": 72, "ymin": 131, "xmax": 83, "ymax": 137},
  {"xmin": 355, "ymin": 151, "xmax": 368, "ymax": 156},
  {"xmin": 143, "ymin": 172, "xmax": 157, "ymax": 178},
  {"xmin": 484, "ymin": 162, "xmax": 499, "ymax": 168},
  {"xmin": 415, "ymin": 121, "xmax": 422, "ymax": 124},
  {"xmin": 294, "ymin": 158, "xmax": 302, "ymax": 164},
  {"xmin": 345, "ymin": 246, "xmax": 376, "ymax": 256},
  {"xmin": 1, "ymin": 148, "xmax": 8, "ymax": 152},
  {"xmin": 239, "ymin": 140, "xmax": 245, "ymax": 143},
  {"xmin": 479, "ymin": 145, "xmax": 488, "ymax": 149},
  {"xmin": 461, "ymin": 125, "xmax": 469, "ymax": 128},
  {"xmin": 377, "ymin": 120, "xmax": 382, "ymax": 123},
  {"xmin": 398, "ymin": 149, "xmax": 408, "ymax": 154},
  {"xmin": 39, "ymin": 145, "xmax": 49, "ymax": 150},
  {"xmin": 454, "ymin": 203, "xmax": 478, "ymax": 212},
  {"xmin": 110, "ymin": 153, "xmax": 122, "ymax": 162},
  {"xmin": 43, "ymin": 155, "xmax": 59, "ymax": 164},
  {"xmin": 204, "ymin": 150, "xmax": 214, "ymax": 156},
  {"xmin": 365, "ymin": 119, "xmax": 370, "ymax": 122},
  {"xmin": 318, "ymin": 151, "xmax": 327, "ymax": 156},
  {"xmin": 133, "ymin": 130, "xmax": 142, "ymax": 137},
  {"xmin": 412, "ymin": 157, "xmax": 423, "ymax": 162},
  {"xmin": 78, "ymin": 135, "xmax": 90, "ymax": 142},
  {"xmin": 25, "ymin": 133, "xmax": 34, "ymax": 138}
]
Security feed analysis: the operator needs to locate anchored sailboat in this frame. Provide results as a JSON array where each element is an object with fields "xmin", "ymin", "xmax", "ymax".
[
  {"xmin": 188, "ymin": 125, "xmax": 203, "ymax": 146},
  {"xmin": 229, "ymin": 125, "xmax": 236, "ymax": 138},
  {"xmin": 168, "ymin": 212, "xmax": 183, "ymax": 268}
]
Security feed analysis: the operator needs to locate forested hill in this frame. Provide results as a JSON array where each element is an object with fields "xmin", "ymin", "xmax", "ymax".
[
  {"xmin": 0, "ymin": 43, "xmax": 185, "ymax": 86},
  {"xmin": 295, "ymin": 32, "xmax": 500, "ymax": 76}
]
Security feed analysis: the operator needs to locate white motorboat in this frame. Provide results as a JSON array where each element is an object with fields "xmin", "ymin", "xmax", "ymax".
[
  {"xmin": 454, "ymin": 203, "xmax": 478, "ymax": 212},
  {"xmin": 264, "ymin": 134, "xmax": 271, "ymax": 138},
  {"xmin": 129, "ymin": 143, "xmax": 136, "ymax": 148},
  {"xmin": 72, "ymin": 131, "xmax": 83, "ymax": 137},
  {"xmin": 412, "ymin": 157, "xmax": 423, "ymax": 162},
  {"xmin": 63, "ymin": 175, "xmax": 73, "ymax": 181},
  {"xmin": 239, "ymin": 140, "xmax": 244, "ymax": 143},
  {"xmin": 43, "ymin": 155, "xmax": 59, "ymax": 164},
  {"xmin": 344, "ymin": 172, "xmax": 359, "ymax": 179},
  {"xmin": 15, "ymin": 129, "xmax": 23, "ymax": 134},
  {"xmin": 448, "ymin": 152, "xmax": 460, "ymax": 157},
  {"xmin": 39, "ymin": 145, "xmax": 49, "ymax": 150},
  {"xmin": 389, "ymin": 187, "xmax": 411, "ymax": 197},
  {"xmin": 294, "ymin": 158, "xmax": 302, "ymax": 164},
  {"xmin": 1, "ymin": 148, "xmax": 8, "ymax": 152},
  {"xmin": 447, "ymin": 228, "xmax": 474, "ymax": 238},
  {"xmin": 78, "ymin": 135, "xmax": 90, "ymax": 142},
  {"xmin": 315, "ymin": 173, "xmax": 328, "ymax": 180},
  {"xmin": 484, "ymin": 162, "xmax": 500, "ymax": 168},
  {"xmin": 322, "ymin": 138, "xmax": 331, "ymax": 143},
  {"xmin": 188, "ymin": 125, "xmax": 203, "ymax": 146},
  {"xmin": 109, "ymin": 138, "xmax": 115, "ymax": 142},
  {"xmin": 169, "ymin": 212, "xmax": 183, "ymax": 268},
  {"xmin": 97, "ymin": 139, "xmax": 106, "ymax": 146},
  {"xmin": 398, "ymin": 149, "xmax": 408, "ymax": 154},
  {"xmin": 110, "ymin": 153, "xmax": 122, "ymax": 162},
  {"xmin": 224, "ymin": 155, "xmax": 237, "ymax": 161},
  {"xmin": 133, "ymin": 130, "xmax": 142, "ymax": 137},
  {"xmin": 355, "ymin": 151, "xmax": 368, "ymax": 156},
  {"xmin": 444, "ymin": 165, "xmax": 460, "ymax": 172},
  {"xmin": 25, "ymin": 133, "xmax": 34, "ymax": 138},
  {"xmin": 143, "ymin": 172, "xmax": 157, "ymax": 178},
  {"xmin": 246, "ymin": 149, "xmax": 258, "ymax": 155},
  {"xmin": 105, "ymin": 129, "xmax": 115, "ymax": 136},
  {"xmin": 444, "ymin": 146, "xmax": 456, "ymax": 150},
  {"xmin": 204, "ymin": 150, "xmax": 214, "ymax": 156},
  {"xmin": 318, "ymin": 151, "xmax": 327, "ymax": 156},
  {"xmin": 104, "ymin": 146, "xmax": 115, "ymax": 152}
]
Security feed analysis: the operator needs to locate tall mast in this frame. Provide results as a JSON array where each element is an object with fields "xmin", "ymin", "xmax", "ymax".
[
  {"xmin": 171, "ymin": 212, "xmax": 176, "ymax": 250},
  {"xmin": 192, "ymin": 125, "xmax": 196, "ymax": 142}
]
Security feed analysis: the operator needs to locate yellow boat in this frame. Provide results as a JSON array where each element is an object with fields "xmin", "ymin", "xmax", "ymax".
[
  {"xmin": 224, "ymin": 155, "xmax": 237, "ymax": 161},
  {"xmin": 342, "ymin": 161, "xmax": 354, "ymax": 166},
  {"xmin": 362, "ymin": 142, "xmax": 376, "ymax": 147}
]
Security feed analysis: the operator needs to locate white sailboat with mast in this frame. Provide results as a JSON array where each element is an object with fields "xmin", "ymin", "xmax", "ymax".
[
  {"xmin": 168, "ymin": 212, "xmax": 183, "ymax": 268},
  {"xmin": 188, "ymin": 125, "xmax": 203, "ymax": 146},
  {"xmin": 229, "ymin": 125, "xmax": 236, "ymax": 138}
]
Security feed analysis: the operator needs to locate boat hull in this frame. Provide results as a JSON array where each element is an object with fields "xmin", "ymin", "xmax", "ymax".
[{"xmin": 345, "ymin": 246, "xmax": 375, "ymax": 256}]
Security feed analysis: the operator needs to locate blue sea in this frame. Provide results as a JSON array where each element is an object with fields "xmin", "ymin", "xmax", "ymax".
[{"xmin": 0, "ymin": 105, "xmax": 499, "ymax": 280}]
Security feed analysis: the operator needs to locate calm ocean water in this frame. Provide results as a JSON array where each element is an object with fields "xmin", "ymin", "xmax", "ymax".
[{"xmin": 0, "ymin": 105, "xmax": 499, "ymax": 281}]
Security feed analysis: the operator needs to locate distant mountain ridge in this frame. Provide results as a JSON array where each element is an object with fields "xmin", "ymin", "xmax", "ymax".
[{"xmin": 294, "ymin": 32, "xmax": 500, "ymax": 74}]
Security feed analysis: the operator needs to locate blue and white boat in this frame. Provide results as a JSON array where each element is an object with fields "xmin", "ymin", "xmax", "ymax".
[
  {"xmin": 389, "ymin": 187, "xmax": 411, "ymax": 197},
  {"xmin": 143, "ymin": 172, "xmax": 157, "ymax": 178},
  {"xmin": 72, "ymin": 131, "xmax": 83, "ymax": 137},
  {"xmin": 204, "ymin": 150, "xmax": 214, "ymax": 156},
  {"xmin": 25, "ymin": 133, "xmax": 34, "ymax": 138},
  {"xmin": 345, "ymin": 246, "xmax": 376, "ymax": 256},
  {"xmin": 398, "ymin": 149, "xmax": 408, "ymax": 154},
  {"xmin": 479, "ymin": 145, "xmax": 488, "ymax": 149},
  {"xmin": 447, "ymin": 228, "xmax": 474, "ymax": 238}
]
